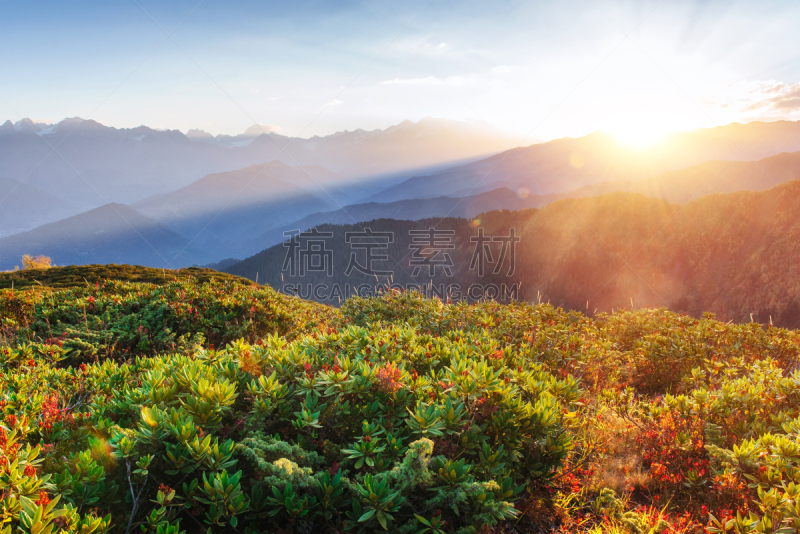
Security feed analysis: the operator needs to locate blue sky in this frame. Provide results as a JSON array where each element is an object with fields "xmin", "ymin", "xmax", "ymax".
[{"xmin": 2, "ymin": 0, "xmax": 800, "ymax": 142}]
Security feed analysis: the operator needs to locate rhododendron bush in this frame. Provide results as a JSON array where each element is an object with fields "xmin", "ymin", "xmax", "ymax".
[{"xmin": 1, "ymin": 267, "xmax": 800, "ymax": 533}]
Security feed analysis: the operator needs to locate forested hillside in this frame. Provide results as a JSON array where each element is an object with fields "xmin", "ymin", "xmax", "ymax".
[{"xmin": 227, "ymin": 180, "xmax": 800, "ymax": 327}]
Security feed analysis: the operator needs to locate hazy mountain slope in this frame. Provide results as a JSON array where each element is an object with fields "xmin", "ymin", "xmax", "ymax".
[
  {"xmin": 511, "ymin": 181, "xmax": 800, "ymax": 325},
  {"xmin": 511, "ymin": 193, "xmax": 678, "ymax": 312},
  {"xmin": 225, "ymin": 180, "xmax": 800, "ymax": 326},
  {"xmin": 0, "ymin": 204, "xmax": 210, "ymax": 270},
  {"xmin": 188, "ymin": 117, "xmax": 516, "ymax": 178},
  {"xmin": 289, "ymin": 187, "xmax": 547, "ymax": 227},
  {"xmin": 0, "ymin": 117, "xmax": 513, "ymax": 209},
  {"xmin": 0, "ymin": 176, "xmax": 80, "ymax": 236},
  {"xmin": 226, "ymin": 148, "xmax": 800, "ymax": 258},
  {"xmin": 510, "ymin": 180, "xmax": 800, "ymax": 325},
  {"xmin": 134, "ymin": 162, "xmax": 341, "ymax": 257},
  {"xmin": 0, "ymin": 118, "xmax": 249, "ymax": 207},
  {"xmin": 248, "ymin": 187, "xmax": 551, "ymax": 250},
  {"xmin": 245, "ymin": 118, "xmax": 516, "ymax": 179},
  {"xmin": 21, "ymin": 145, "xmax": 799, "ymax": 269},
  {"xmin": 559, "ymin": 150, "xmax": 800, "ymax": 203},
  {"xmin": 368, "ymin": 121, "xmax": 800, "ymax": 202},
  {"xmin": 368, "ymin": 132, "xmax": 649, "ymax": 201},
  {"xmin": 135, "ymin": 162, "xmax": 340, "ymax": 224}
]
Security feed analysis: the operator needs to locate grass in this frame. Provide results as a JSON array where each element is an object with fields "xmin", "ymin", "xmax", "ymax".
[{"xmin": 0, "ymin": 264, "xmax": 254, "ymax": 290}]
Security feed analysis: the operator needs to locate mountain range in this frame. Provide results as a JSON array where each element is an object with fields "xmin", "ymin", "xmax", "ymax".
[
  {"xmin": 211, "ymin": 143, "xmax": 800, "ymax": 256},
  {"xmin": 184, "ymin": 118, "xmax": 515, "ymax": 179},
  {"xmin": 4, "ymin": 118, "xmax": 800, "ymax": 272},
  {"xmin": 0, "ymin": 203, "xmax": 209, "ymax": 269},
  {"xmin": 133, "ymin": 162, "xmax": 345, "ymax": 258},
  {"xmin": 0, "ymin": 176, "xmax": 79, "ymax": 238},
  {"xmin": 0, "ymin": 116, "xmax": 515, "ymax": 234},
  {"xmin": 246, "ymin": 187, "xmax": 544, "ymax": 254},
  {"xmin": 368, "ymin": 121, "xmax": 800, "ymax": 202}
]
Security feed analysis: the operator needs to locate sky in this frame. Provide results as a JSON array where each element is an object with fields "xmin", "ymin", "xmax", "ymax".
[{"xmin": 1, "ymin": 0, "xmax": 800, "ymax": 143}]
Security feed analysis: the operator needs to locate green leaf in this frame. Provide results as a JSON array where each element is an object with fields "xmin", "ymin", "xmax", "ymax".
[
  {"xmin": 377, "ymin": 510, "xmax": 388, "ymax": 530},
  {"xmin": 358, "ymin": 509, "xmax": 376, "ymax": 523},
  {"xmin": 414, "ymin": 514, "xmax": 431, "ymax": 526}
]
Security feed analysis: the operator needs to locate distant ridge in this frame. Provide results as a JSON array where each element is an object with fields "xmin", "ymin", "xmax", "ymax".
[
  {"xmin": 247, "ymin": 186, "xmax": 549, "ymax": 251},
  {"xmin": 133, "ymin": 162, "xmax": 341, "ymax": 258},
  {"xmin": 11, "ymin": 145, "xmax": 800, "ymax": 269},
  {"xmin": 0, "ymin": 176, "xmax": 79, "ymax": 236},
  {"xmin": 0, "ymin": 203, "xmax": 210, "ymax": 270},
  {"xmin": 251, "ymin": 147, "xmax": 800, "ymax": 254},
  {"xmin": 0, "ymin": 116, "xmax": 514, "ymax": 213},
  {"xmin": 554, "ymin": 150, "xmax": 800, "ymax": 203},
  {"xmin": 368, "ymin": 121, "xmax": 800, "ymax": 202}
]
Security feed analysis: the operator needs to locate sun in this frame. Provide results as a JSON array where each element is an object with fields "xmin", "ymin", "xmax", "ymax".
[
  {"xmin": 605, "ymin": 116, "xmax": 670, "ymax": 148},
  {"xmin": 612, "ymin": 127, "xmax": 665, "ymax": 148}
]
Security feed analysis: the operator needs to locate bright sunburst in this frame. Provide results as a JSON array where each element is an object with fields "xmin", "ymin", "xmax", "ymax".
[
  {"xmin": 605, "ymin": 117, "xmax": 670, "ymax": 148},
  {"xmin": 611, "ymin": 127, "xmax": 665, "ymax": 148}
]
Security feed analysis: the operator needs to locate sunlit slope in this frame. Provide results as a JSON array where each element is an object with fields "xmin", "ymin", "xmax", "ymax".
[
  {"xmin": 369, "ymin": 121, "xmax": 800, "ymax": 202},
  {"xmin": 228, "ymin": 180, "xmax": 800, "ymax": 326}
]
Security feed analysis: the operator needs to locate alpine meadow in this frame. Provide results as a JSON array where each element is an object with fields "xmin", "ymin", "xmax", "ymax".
[{"xmin": 2, "ymin": 2, "xmax": 800, "ymax": 533}]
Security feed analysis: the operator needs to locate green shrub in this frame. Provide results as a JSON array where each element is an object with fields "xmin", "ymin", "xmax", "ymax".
[{"xmin": 1, "ymin": 272, "xmax": 800, "ymax": 532}]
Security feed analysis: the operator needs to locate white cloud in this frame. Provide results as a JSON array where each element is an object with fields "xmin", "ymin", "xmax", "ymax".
[
  {"xmin": 711, "ymin": 80, "xmax": 800, "ymax": 120},
  {"xmin": 745, "ymin": 82, "xmax": 800, "ymax": 112}
]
